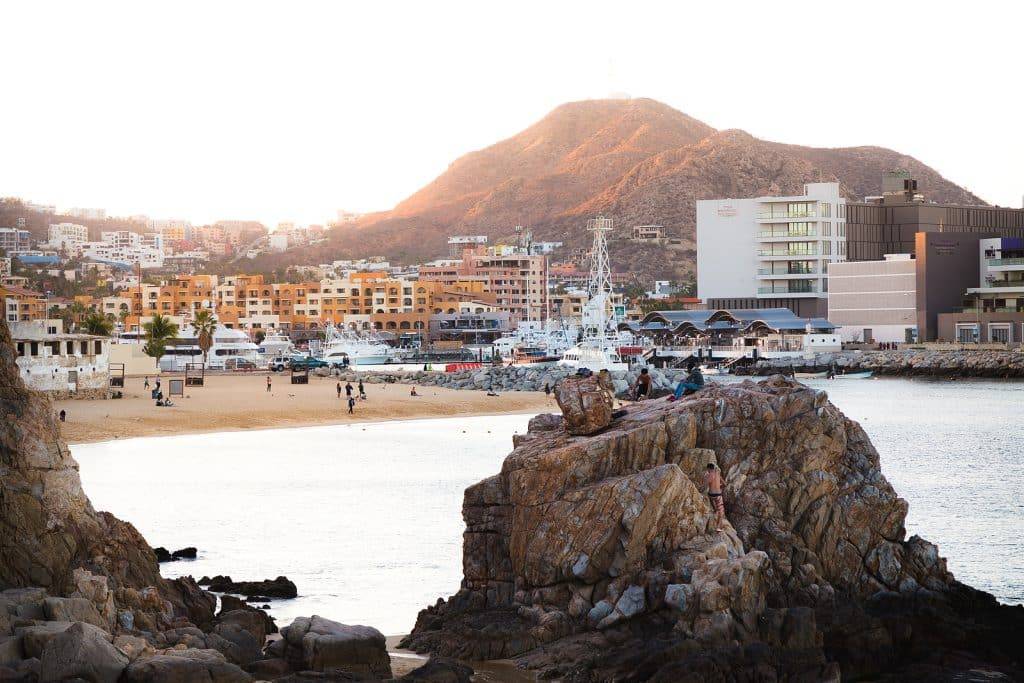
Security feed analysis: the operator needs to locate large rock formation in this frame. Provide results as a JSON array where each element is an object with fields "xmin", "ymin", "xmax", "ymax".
[
  {"xmin": 402, "ymin": 375, "xmax": 1024, "ymax": 680},
  {"xmin": 0, "ymin": 317, "xmax": 212, "ymax": 631}
]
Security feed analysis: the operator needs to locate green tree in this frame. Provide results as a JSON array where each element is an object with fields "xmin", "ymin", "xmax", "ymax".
[
  {"xmin": 82, "ymin": 312, "xmax": 113, "ymax": 336},
  {"xmin": 190, "ymin": 309, "xmax": 218, "ymax": 367},
  {"xmin": 142, "ymin": 314, "xmax": 179, "ymax": 361}
]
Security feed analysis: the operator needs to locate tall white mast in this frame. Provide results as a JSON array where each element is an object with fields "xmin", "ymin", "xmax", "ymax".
[{"xmin": 584, "ymin": 216, "xmax": 614, "ymax": 338}]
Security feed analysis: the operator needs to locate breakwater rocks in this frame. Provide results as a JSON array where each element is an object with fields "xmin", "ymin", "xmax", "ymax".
[
  {"xmin": 739, "ymin": 349, "xmax": 1024, "ymax": 378},
  {"xmin": 333, "ymin": 365, "xmax": 694, "ymax": 395},
  {"xmin": 401, "ymin": 375, "xmax": 1024, "ymax": 680}
]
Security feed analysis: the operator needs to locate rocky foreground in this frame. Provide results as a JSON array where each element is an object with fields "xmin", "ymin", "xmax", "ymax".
[
  {"xmin": 741, "ymin": 349, "xmax": 1024, "ymax": 378},
  {"xmin": 401, "ymin": 374, "xmax": 1024, "ymax": 680},
  {"xmin": 0, "ymin": 317, "xmax": 467, "ymax": 682}
]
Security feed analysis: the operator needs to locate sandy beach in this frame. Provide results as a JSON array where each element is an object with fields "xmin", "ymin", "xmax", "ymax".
[{"xmin": 54, "ymin": 373, "xmax": 553, "ymax": 444}]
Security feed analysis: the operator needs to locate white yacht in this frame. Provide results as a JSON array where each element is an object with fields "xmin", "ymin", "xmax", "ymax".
[
  {"xmin": 159, "ymin": 324, "xmax": 261, "ymax": 371},
  {"xmin": 321, "ymin": 324, "xmax": 404, "ymax": 366},
  {"xmin": 257, "ymin": 329, "xmax": 295, "ymax": 360}
]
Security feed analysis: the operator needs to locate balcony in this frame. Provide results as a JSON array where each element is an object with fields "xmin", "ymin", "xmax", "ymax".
[
  {"xmin": 987, "ymin": 257, "xmax": 1024, "ymax": 267},
  {"xmin": 757, "ymin": 269, "xmax": 818, "ymax": 278},
  {"xmin": 758, "ymin": 231, "xmax": 816, "ymax": 239},
  {"xmin": 758, "ymin": 284, "xmax": 818, "ymax": 295},
  {"xmin": 758, "ymin": 249, "xmax": 819, "ymax": 258},
  {"xmin": 756, "ymin": 211, "xmax": 816, "ymax": 221}
]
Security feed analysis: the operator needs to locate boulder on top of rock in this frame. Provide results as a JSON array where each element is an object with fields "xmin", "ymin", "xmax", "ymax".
[
  {"xmin": 42, "ymin": 596, "xmax": 108, "ymax": 630},
  {"xmin": 554, "ymin": 375, "xmax": 613, "ymax": 435},
  {"xmin": 154, "ymin": 547, "xmax": 175, "ymax": 563},
  {"xmin": 122, "ymin": 648, "xmax": 252, "ymax": 683},
  {"xmin": 172, "ymin": 547, "xmax": 197, "ymax": 560},
  {"xmin": 39, "ymin": 622, "xmax": 127, "ymax": 683},
  {"xmin": 280, "ymin": 615, "xmax": 391, "ymax": 678}
]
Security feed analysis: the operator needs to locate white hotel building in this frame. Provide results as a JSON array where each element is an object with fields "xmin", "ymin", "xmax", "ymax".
[{"xmin": 696, "ymin": 182, "xmax": 847, "ymax": 317}]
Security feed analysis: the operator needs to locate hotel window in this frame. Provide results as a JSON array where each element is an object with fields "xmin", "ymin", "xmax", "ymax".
[
  {"xmin": 821, "ymin": 222, "xmax": 831, "ymax": 237},
  {"xmin": 988, "ymin": 323, "xmax": 1011, "ymax": 344},
  {"xmin": 822, "ymin": 242, "xmax": 831, "ymax": 255}
]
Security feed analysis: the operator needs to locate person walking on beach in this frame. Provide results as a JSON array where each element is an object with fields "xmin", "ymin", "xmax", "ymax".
[
  {"xmin": 155, "ymin": 378, "xmax": 161, "ymax": 393},
  {"xmin": 143, "ymin": 376, "xmax": 150, "ymax": 389},
  {"xmin": 704, "ymin": 462, "xmax": 726, "ymax": 532},
  {"xmin": 345, "ymin": 381, "xmax": 353, "ymax": 399},
  {"xmin": 543, "ymin": 382, "xmax": 551, "ymax": 398},
  {"xmin": 347, "ymin": 395, "xmax": 356, "ymax": 414},
  {"xmin": 358, "ymin": 379, "xmax": 366, "ymax": 400},
  {"xmin": 336, "ymin": 382, "xmax": 342, "ymax": 399},
  {"xmin": 59, "ymin": 409, "xmax": 66, "ymax": 422},
  {"xmin": 266, "ymin": 375, "xmax": 272, "ymax": 393}
]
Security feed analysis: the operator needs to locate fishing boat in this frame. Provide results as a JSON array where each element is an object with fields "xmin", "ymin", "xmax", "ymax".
[
  {"xmin": 321, "ymin": 324, "xmax": 405, "ymax": 366},
  {"xmin": 257, "ymin": 328, "xmax": 295, "ymax": 359},
  {"xmin": 834, "ymin": 370, "xmax": 873, "ymax": 379},
  {"xmin": 794, "ymin": 371, "xmax": 828, "ymax": 379}
]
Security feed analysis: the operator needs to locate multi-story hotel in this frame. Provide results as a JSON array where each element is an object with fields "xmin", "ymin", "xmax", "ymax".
[
  {"xmin": 937, "ymin": 237, "xmax": 1024, "ymax": 343},
  {"xmin": 846, "ymin": 172, "xmax": 1024, "ymax": 261},
  {"xmin": 827, "ymin": 254, "xmax": 917, "ymax": 343},
  {"xmin": 697, "ymin": 182, "xmax": 847, "ymax": 317}
]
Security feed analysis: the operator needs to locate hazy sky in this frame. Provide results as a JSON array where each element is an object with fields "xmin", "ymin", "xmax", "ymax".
[{"xmin": 2, "ymin": 1, "xmax": 1021, "ymax": 227}]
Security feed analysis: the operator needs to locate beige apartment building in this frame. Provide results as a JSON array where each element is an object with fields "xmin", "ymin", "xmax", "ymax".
[{"xmin": 827, "ymin": 254, "xmax": 917, "ymax": 343}]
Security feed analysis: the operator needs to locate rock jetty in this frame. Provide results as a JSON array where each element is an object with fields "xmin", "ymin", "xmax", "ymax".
[
  {"xmin": 0, "ymin": 317, "xmax": 470, "ymax": 682},
  {"xmin": 333, "ymin": 364, "xmax": 693, "ymax": 395},
  {"xmin": 741, "ymin": 348, "xmax": 1024, "ymax": 378},
  {"xmin": 401, "ymin": 375, "xmax": 1024, "ymax": 680}
]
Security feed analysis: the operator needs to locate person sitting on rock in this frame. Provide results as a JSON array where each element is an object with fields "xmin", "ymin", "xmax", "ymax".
[
  {"xmin": 633, "ymin": 368, "xmax": 651, "ymax": 401},
  {"xmin": 673, "ymin": 364, "xmax": 704, "ymax": 399},
  {"xmin": 704, "ymin": 462, "xmax": 726, "ymax": 532}
]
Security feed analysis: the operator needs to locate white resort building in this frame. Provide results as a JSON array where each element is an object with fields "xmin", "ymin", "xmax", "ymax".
[
  {"xmin": 696, "ymin": 182, "xmax": 847, "ymax": 318},
  {"xmin": 11, "ymin": 320, "xmax": 111, "ymax": 398}
]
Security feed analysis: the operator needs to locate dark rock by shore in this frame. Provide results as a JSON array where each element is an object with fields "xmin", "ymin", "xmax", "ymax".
[
  {"xmin": 154, "ymin": 546, "xmax": 198, "ymax": 563},
  {"xmin": 401, "ymin": 374, "xmax": 1024, "ymax": 680},
  {"xmin": 200, "ymin": 575, "xmax": 298, "ymax": 600}
]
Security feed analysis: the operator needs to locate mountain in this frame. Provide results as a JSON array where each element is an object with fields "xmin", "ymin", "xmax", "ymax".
[{"xmin": 319, "ymin": 98, "xmax": 984, "ymax": 280}]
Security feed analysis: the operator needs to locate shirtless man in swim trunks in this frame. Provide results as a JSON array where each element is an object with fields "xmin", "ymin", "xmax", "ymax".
[{"xmin": 704, "ymin": 462, "xmax": 726, "ymax": 532}]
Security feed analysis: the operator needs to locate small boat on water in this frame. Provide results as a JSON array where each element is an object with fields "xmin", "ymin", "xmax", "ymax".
[
  {"xmin": 794, "ymin": 371, "xmax": 828, "ymax": 379},
  {"xmin": 834, "ymin": 370, "xmax": 873, "ymax": 379}
]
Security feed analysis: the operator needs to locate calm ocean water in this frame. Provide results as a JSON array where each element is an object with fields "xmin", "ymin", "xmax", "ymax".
[{"xmin": 72, "ymin": 378, "xmax": 1022, "ymax": 634}]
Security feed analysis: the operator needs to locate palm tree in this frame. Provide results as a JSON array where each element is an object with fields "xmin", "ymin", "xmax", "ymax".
[
  {"xmin": 82, "ymin": 312, "xmax": 114, "ymax": 336},
  {"xmin": 143, "ymin": 314, "xmax": 179, "ymax": 361},
  {"xmin": 190, "ymin": 309, "xmax": 218, "ymax": 367}
]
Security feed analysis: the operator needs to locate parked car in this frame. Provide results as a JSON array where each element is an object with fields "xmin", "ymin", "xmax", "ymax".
[
  {"xmin": 268, "ymin": 355, "xmax": 291, "ymax": 372},
  {"xmin": 289, "ymin": 356, "xmax": 329, "ymax": 370},
  {"xmin": 225, "ymin": 357, "xmax": 257, "ymax": 371}
]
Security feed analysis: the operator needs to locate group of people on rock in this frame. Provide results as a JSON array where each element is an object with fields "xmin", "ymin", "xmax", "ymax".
[{"xmin": 628, "ymin": 363, "xmax": 705, "ymax": 402}]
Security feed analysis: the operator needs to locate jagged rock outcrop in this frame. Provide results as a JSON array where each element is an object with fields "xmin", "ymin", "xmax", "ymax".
[
  {"xmin": 0, "ymin": 318, "xmax": 216, "ymax": 632},
  {"xmin": 402, "ymin": 375, "xmax": 1024, "ymax": 680}
]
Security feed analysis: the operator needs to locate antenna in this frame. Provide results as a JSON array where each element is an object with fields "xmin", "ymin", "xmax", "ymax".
[{"xmin": 584, "ymin": 216, "xmax": 614, "ymax": 337}]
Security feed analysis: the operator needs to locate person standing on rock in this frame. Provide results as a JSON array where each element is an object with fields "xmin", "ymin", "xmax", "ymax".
[
  {"xmin": 633, "ymin": 368, "xmax": 651, "ymax": 401},
  {"xmin": 704, "ymin": 462, "xmax": 726, "ymax": 532}
]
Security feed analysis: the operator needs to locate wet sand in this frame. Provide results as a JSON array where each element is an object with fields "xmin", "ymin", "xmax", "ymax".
[{"xmin": 55, "ymin": 373, "xmax": 554, "ymax": 445}]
